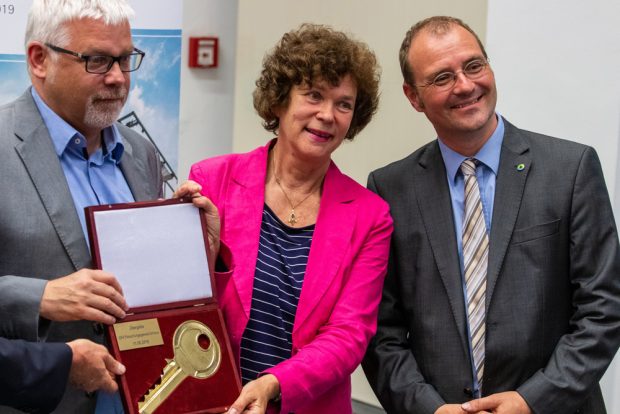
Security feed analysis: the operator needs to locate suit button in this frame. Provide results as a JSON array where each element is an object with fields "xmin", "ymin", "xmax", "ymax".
[{"xmin": 463, "ymin": 387, "xmax": 474, "ymax": 397}]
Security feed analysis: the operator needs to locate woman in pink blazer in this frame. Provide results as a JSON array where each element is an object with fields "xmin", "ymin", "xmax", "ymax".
[{"xmin": 182, "ymin": 24, "xmax": 392, "ymax": 414}]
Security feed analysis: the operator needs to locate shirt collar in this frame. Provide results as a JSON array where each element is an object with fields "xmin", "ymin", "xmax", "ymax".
[
  {"xmin": 31, "ymin": 88, "xmax": 125, "ymax": 164},
  {"xmin": 438, "ymin": 114, "xmax": 505, "ymax": 182}
]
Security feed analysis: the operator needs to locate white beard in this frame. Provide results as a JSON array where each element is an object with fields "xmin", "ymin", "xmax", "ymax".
[{"xmin": 83, "ymin": 87, "xmax": 128, "ymax": 130}]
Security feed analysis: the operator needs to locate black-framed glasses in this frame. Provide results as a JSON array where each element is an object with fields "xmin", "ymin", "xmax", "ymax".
[
  {"xmin": 417, "ymin": 58, "xmax": 490, "ymax": 91},
  {"xmin": 45, "ymin": 43, "xmax": 145, "ymax": 74}
]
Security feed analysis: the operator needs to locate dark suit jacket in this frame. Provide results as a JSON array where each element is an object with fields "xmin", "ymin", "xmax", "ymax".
[
  {"xmin": 0, "ymin": 338, "xmax": 71, "ymax": 413},
  {"xmin": 362, "ymin": 119, "xmax": 620, "ymax": 414},
  {"xmin": 0, "ymin": 89, "xmax": 163, "ymax": 413}
]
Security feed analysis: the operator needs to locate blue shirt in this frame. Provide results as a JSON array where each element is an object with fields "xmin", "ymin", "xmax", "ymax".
[
  {"xmin": 240, "ymin": 205, "xmax": 313, "ymax": 383},
  {"xmin": 437, "ymin": 114, "xmax": 505, "ymax": 397},
  {"xmin": 32, "ymin": 88, "xmax": 133, "ymax": 413},
  {"xmin": 31, "ymin": 88, "xmax": 135, "ymax": 238}
]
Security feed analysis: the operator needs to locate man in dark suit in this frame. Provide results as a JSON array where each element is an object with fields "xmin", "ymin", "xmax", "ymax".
[
  {"xmin": 0, "ymin": 0, "xmax": 162, "ymax": 412},
  {"xmin": 362, "ymin": 16, "xmax": 620, "ymax": 414},
  {"xmin": 0, "ymin": 337, "xmax": 124, "ymax": 413}
]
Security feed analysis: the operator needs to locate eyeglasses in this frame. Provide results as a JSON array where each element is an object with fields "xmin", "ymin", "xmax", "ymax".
[
  {"xmin": 417, "ymin": 59, "xmax": 490, "ymax": 91},
  {"xmin": 45, "ymin": 43, "xmax": 145, "ymax": 74}
]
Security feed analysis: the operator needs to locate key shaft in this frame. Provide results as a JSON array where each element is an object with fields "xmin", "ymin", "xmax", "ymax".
[{"xmin": 138, "ymin": 360, "xmax": 188, "ymax": 414}]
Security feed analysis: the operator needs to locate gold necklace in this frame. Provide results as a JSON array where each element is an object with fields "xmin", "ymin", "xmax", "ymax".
[{"xmin": 272, "ymin": 149, "xmax": 322, "ymax": 226}]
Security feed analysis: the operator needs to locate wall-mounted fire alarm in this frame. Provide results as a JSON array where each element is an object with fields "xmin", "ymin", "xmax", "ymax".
[{"xmin": 189, "ymin": 37, "xmax": 218, "ymax": 68}]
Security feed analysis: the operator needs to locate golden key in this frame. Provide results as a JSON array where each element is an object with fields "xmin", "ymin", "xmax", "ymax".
[{"xmin": 138, "ymin": 320, "xmax": 222, "ymax": 414}]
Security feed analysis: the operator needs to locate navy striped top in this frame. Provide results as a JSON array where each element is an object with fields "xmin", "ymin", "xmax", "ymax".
[{"xmin": 239, "ymin": 204, "xmax": 315, "ymax": 384}]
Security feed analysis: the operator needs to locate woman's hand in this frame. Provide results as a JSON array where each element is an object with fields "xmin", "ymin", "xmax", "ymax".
[
  {"xmin": 226, "ymin": 374, "xmax": 280, "ymax": 414},
  {"xmin": 174, "ymin": 180, "xmax": 221, "ymax": 259}
]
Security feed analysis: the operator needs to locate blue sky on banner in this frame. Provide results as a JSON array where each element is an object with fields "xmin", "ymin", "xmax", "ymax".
[{"xmin": 124, "ymin": 29, "xmax": 182, "ymax": 171}]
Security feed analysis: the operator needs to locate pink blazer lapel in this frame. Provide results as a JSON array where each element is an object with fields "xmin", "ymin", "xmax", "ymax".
[
  {"xmin": 224, "ymin": 144, "xmax": 270, "ymax": 319},
  {"xmin": 294, "ymin": 163, "xmax": 358, "ymax": 331}
]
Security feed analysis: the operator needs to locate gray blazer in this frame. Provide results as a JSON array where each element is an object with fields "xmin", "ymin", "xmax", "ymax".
[
  {"xmin": 362, "ymin": 119, "xmax": 620, "ymax": 414},
  {"xmin": 0, "ymin": 89, "xmax": 163, "ymax": 413}
]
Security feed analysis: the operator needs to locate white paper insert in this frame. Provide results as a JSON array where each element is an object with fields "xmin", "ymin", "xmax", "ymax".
[{"xmin": 93, "ymin": 203, "xmax": 212, "ymax": 308}]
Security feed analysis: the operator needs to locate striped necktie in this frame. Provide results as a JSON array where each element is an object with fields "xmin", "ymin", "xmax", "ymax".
[{"xmin": 461, "ymin": 158, "xmax": 488, "ymax": 388}]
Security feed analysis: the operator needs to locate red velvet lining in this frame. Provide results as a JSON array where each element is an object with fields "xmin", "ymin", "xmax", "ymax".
[{"xmin": 107, "ymin": 305, "xmax": 241, "ymax": 414}]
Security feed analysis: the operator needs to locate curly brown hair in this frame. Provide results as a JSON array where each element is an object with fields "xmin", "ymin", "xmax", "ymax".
[{"xmin": 253, "ymin": 23, "xmax": 380, "ymax": 140}]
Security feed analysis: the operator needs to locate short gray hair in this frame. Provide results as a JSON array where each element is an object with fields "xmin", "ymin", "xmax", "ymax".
[{"xmin": 25, "ymin": 0, "xmax": 135, "ymax": 49}]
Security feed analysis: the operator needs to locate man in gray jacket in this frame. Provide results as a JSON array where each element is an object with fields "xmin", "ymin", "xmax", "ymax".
[{"xmin": 0, "ymin": 0, "xmax": 163, "ymax": 412}]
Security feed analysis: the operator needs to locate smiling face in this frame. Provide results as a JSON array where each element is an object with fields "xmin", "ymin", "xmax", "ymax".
[
  {"xmin": 274, "ymin": 75, "xmax": 357, "ymax": 165},
  {"xmin": 403, "ymin": 24, "xmax": 497, "ymax": 150},
  {"xmin": 33, "ymin": 18, "xmax": 133, "ymax": 140}
]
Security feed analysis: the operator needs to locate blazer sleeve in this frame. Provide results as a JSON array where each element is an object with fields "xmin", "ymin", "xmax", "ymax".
[
  {"xmin": 516, "ymin": 147, "xmax": 620, "ymax": 413},
  {"xmin": 0, "ymin": 276, "xmax": 48, "ymax": 341},
  {"xmin": 0, "ymin": 338, "xmax": 71, "ymax": 413},
  {"xmin": 362, "ymin": 171, "xmax": 446, "ymax": 414},
  {"xmin": 265, "ymin": 201, "xmax": 393, "ymax": 413}
]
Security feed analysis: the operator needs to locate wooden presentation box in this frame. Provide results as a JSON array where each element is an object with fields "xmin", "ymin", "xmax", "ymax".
[{"xmin": 86, "ymin": 198, "xmax": 241, "ymax": 414}]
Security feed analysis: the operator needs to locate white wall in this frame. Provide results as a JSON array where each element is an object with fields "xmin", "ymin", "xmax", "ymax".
[
  {"xmin": 178, "ymin": 0, "xmax": 238, "ymax": 180},
  {"xmin": 486, "ymin": 1, "xmax": 620, "ymax": 412},
  {"xmin": 233, "ymin": 0, "xmax": 487, "ymax": 185},
  {"xmin": 486, "ymin": 0, "xmax": 620, "ymax": 196}
]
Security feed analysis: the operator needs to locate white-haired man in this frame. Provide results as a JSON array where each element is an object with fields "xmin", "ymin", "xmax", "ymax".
[{"xmin": 0, "ymin": 0, "xmax": 162, "ymax": 412}]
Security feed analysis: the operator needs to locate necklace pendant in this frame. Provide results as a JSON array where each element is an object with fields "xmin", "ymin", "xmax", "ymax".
[{"xmin": 288, "ymin": 210, "xmax": 298, "ymax": 225}]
